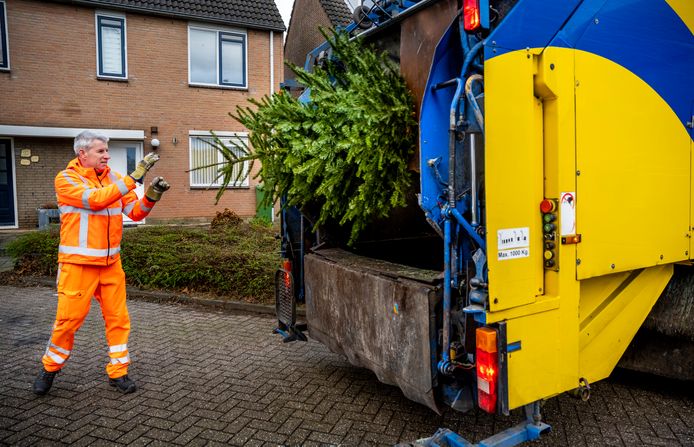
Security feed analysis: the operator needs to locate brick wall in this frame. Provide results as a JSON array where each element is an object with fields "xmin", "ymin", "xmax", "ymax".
[
  {"xmin": 283, "ymin": 0, "xmax": 332, "ymax": 82},
  {"xmin": 10, "ymin": 138, "xmax": 73, "ymax": 228},
  {"xmin": 0, "ymin": 0, "xmax": 284, "ymax": 228}
]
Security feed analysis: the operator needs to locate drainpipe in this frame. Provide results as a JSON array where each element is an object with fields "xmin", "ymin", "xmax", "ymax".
[{"xmin": 270, "ymin": 31, "xmax": 275, "ymax": 94}]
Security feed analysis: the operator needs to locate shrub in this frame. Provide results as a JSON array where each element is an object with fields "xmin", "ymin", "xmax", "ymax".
[
  {"xmin": 6, "ymin": 228, "xmax": 60, "ymax": 276},
  {"xmin": 210, "ymin": 208, "xmax": 243, "ymax": 229},
  {"xmin": 6, "ymin": 224, "xmax": 278, "ymax": 304}
]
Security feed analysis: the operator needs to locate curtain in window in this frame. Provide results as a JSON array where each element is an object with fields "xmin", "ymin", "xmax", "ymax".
[
  {"xmin": 190, "ymin": 136, "xmax": 249, "ymax": 187},
  {"xmin": 99, "ymin": 18, "xmax": 124, "ymax": 76}
]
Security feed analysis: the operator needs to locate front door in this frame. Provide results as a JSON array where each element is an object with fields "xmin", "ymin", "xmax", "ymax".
[
  {"xmin": 109, "ymin": 141, "xmax": 144, "ymax": 223},
  {"xmin": 0, "ymin": 139, "xmax": 15, "ymax": 227}
]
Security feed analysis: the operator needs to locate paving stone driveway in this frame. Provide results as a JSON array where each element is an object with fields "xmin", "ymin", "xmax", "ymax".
[{"xmin": 1, "ymin": 285, "xmax": 692, "ymax": 446}]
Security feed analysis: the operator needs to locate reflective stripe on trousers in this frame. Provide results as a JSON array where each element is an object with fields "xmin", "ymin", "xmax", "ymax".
[
  {"xmin": 109, "ymin": 344, "xmax": 130, "ymax": 366},
  {"xmin": 43, "ymin": 342, "xmax": 71, "ymax": 365}
]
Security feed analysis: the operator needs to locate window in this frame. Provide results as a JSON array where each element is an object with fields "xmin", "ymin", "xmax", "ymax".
[
  {"xmin": 96, "ymin": 13, "xmax": 126, "ymax": 78},
  {"xmin": 189, "ymin": 133, "xmax": 250, "ymax": 188},
  {"xmin": 0, "ymin": 1, "xmax": 8, "ymax": 70},
  {"xmin": 189, "ymin": 25, "xmax": 246, "ymax": 88},
  {"xmin": 126, "ymin": 146, "xmax": 136, "ymax": 173}
]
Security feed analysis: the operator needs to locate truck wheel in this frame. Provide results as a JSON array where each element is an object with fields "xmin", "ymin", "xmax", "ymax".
[{"xmin": 353, "ymin": 5, "xmax": 373, "ymax": 29}]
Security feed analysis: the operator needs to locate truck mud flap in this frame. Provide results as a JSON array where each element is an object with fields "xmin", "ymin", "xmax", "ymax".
[
  {"xmin": 274, "ymin": 268, "xmax": 307, "ymax": 342},
  {"xmin": 305, "ymin": 248, "xmax": 442, "ymax": 413}
]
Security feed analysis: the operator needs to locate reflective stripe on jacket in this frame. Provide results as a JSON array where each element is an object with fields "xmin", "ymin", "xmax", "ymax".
[{"xmin": 55, "ymin": 158, "xmax": 157, "ymax": 266}]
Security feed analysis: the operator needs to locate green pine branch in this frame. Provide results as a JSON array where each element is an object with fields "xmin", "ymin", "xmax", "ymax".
[{"xmin": 196, "ymin": 29, "xmax": 416, "ymax": 244}]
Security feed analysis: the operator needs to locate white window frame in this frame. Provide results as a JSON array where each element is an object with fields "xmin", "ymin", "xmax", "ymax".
[
  {"xmin": 0, "ymin": 0, "xmax": 9, "ymax": 71},
  {"xmin": 188, "ymin": 131, "xmax": 250, "ymax": 188},
  {"xmin": 187, "ymin": 23, "xmax": 247, "ymax": 89},
  {"xmin": 95, "ymin": 11, "xmax": 127, "ymax": 79},
  {"xmin": 109, "ymin": 141, "xmax": 144, "ymax": 224}
]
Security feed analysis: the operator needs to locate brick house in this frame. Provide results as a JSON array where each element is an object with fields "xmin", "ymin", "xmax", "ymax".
[
  {"xmin": 0, "ymin": 0, "xmax": 284, "ymax": 229},
  {"xmin": 283, "ymin": 0, "xmax": 352, "ymax": 83}
]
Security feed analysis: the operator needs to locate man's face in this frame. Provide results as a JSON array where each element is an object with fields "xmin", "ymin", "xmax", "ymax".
[{"xmin": 79, "ymin": 140, "xmax": 110, "ymax": 171}]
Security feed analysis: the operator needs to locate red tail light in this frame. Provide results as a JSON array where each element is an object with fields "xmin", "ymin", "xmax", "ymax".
[
  {"xmin": 476, "ymin": 326, "xmax": 498, "ymax": 413},
  {"xmin": 463, "ymin": 0, "xmax": 481, "ymax": 32},
  {"xmin": 282, "ymin": 259, "xmax": 292, "ymax": 287}
]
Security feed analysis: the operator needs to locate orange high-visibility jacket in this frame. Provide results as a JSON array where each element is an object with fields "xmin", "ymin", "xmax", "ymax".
[{"xmin": 55, "ymin": 158, "xmax": 156, "ymax": 266}]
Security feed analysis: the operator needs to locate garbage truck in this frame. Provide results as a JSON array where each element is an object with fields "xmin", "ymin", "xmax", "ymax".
[{"xmin": 274, "ymin": 0, "xmax": 693, "ymax": 444}]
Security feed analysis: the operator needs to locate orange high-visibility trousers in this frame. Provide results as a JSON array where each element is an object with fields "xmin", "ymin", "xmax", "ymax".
[{"xmin": 42, "ymin": 260, "xmax": 131, "ymax": 378}]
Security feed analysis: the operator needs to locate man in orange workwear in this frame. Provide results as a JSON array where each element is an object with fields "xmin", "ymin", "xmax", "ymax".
[{"xmin": 33, "ymin": 130, "xmax": 170, "ymax": 395}]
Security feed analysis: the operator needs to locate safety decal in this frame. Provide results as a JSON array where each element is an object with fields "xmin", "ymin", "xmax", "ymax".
[
  {"xmin": 560, "ymin": 192, "xmax": 576, "ymax": 236},
  {"xmin": 497, "ymin": 227, "xmax": 530, "ymax": 261}
]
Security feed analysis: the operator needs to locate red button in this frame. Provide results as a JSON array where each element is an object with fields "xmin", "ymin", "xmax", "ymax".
[{"xmin": 540, "ymin": 199, "xmax": 555, "ymax": 213}]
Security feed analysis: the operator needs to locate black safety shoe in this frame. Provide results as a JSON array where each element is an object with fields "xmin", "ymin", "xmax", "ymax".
[
  {"xmin": 108, "ymin": 375, "xmax": 137, "ymax": 394},
  {"xmin": 33, "ymin": 368, "xmax": 58, "ymax": 395}
]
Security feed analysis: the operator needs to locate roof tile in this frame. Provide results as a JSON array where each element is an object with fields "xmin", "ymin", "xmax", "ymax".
[
  {"xmin": 57, "ymin": 0, "xmax": 286, "ymax": 31},
  {"xmin": 319, "ymin": 0, "xmax": 352, "ymax": 26}
]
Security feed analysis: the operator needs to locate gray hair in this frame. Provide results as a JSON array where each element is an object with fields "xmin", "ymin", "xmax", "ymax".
[{"xmin": 74, "ymin": 130, "xmax": 109, "ymax": 155}]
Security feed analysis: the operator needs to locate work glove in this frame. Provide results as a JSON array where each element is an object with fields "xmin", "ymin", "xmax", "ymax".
[
  {"xmin": 145, "ymin": 176, "xmax": 170, "ymax": 202},
  {"xmin": 129, "ymin": 152, "xmax": 160, "ymax": 183}
]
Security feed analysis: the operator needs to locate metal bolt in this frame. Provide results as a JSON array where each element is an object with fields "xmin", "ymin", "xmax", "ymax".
[
  {"xmin": 576, "ymin": 170, "xmax": 581, "ymax": 176},
  {"xmin": 493, "ymin": 297, "xmax": 498, "ymax": 304},
  {"xmin": 611, "ymin": 263, "xmax": 615, "ymax": 269},
  {"xmin": 539, "ymin": 288, "xmax": 543, "ymax": 293},
  {"xmin": 594, "ymin": 18, "xmax": 599, "ymax": 24},
  {"xmin": 576, "ymin": 80, "xmax": 580, "ymax": 87},
  {"xmin": 686, "ymin": 251, "xmax": 689, "ymax": 256},
  {"xmin": 660, "ymin": 254, "xmax": 664, "ymax": 260},
  {"xmin": 550, "ymin": 63, "xmax": 555, "ymax": 70},
  {"xmin": 492, "ymin": 41, "xmax": 496, "ymax": 46},
  {"xmin": 576, "ymin": 259, "xmax": 581, "ymax": 265}
]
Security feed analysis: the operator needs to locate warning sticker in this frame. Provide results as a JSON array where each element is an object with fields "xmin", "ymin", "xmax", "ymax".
[
  {"xmin": 560, "ymin": 192, "xmax": 576, "ymax": 236},
  {"xmin": 497, "ymin": 227, "xmax": 530, "ymax": 261}
]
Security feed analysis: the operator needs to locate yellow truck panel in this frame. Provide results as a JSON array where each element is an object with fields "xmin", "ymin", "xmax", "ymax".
[
  {"xmin": 485, "ymin": 50, "xmax": 544, "ymax": 312},
  {"xmin": 484, "ymin": 45, "xmax": 685, "ymax": 411},
  {"xmin": 578, "ymin": 264, "xmax": 673, "ymax": 382},
  {"xmin": 574, "ymin": 51, "xmax": 690, "ymax": 280},
  {"xmin": 505, "ymin": 310, "xmax": 561, "ymax": 409}
]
